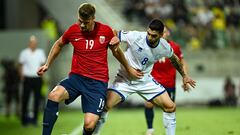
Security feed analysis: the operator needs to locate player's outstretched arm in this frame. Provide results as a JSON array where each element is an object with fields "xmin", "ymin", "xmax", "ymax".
[
  {"xmin": 37, "ymin": 37, "xmax": 65, "ymax": 76},
  {"xmin": 169, "ymin": 54, "xmax": 196, "ymax": 91}
]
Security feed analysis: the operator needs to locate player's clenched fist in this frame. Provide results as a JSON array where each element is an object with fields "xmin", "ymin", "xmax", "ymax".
[{"xmin": 37, "ymin": 64, "xmax": 48, "ymax": 76}]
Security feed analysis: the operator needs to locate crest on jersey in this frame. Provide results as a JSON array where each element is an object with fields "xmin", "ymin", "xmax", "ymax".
[
  {"xmin": 137, "ymin": 47, "xmax": 143, "ymax": 52},
  {"xmin": 99, "ymin": 36, "xmax": 105, "ymax": 44}
]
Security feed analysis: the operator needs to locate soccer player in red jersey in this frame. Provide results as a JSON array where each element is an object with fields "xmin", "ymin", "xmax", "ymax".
[
  {"xmin": 145, "ymin": 27, "xmax": 189, "ymax": 135},
  {"xmin": 37, "ymin": 3, "xmax": 141, "ymax": 135}
]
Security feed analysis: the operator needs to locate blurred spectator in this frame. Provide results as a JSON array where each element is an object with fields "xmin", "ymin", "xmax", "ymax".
[
  {"xmin": 121, "ymin": 0, "xmax": 240, "ymax": 50},
  {"xmin": 18, "ymin": 35, "xmax": 46, "ymax": 126},
  {"xmin": 224, "ymin": 76, "xmax": 237, "ymax": 106},
  {"xmin": 172, "ymin": 0, "xmax": 189, "ymax": 25},
  {"xmin": 194, "ymin": 6, "xmax": 214, "ymax": 27},
  {"xmin": 123, "ymin": 0, "xmax": 145, "ymax": 22},
  {"xmin": 155, "ymin": 0, "xmax": 173, "ymax": 20},
  {"xmin": 41, "ymin": 16, "xmax": 59, "ymax": 44},
  {"xmin": 211, "ymin": 7, "xmax": 227, "ymax": 49},
  {"xmin": 144, "ymin": 0, "xmax": 160, "ymax": 21},
  {"xmin": 1, "ymin": 58, "xmax": 20, "ymax": 118},
  {"xmin": 226, "ymin": 8, "xmax": 240, "ymax": 27}
]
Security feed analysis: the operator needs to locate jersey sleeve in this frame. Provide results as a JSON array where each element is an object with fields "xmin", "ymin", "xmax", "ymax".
[
  {"xmin": 118, "ymin": 30, "xmax": 139, "ymax": 44},
  {"xmin": 106, "ymin": 27, "xmax": 114, "ymax": 44},
  {"xmin": 160, "ymin": 38, "xmax": 174, "ymax": 58},
  {"xmin": 61, "ymin": 27, "xmax": 72, "ymax": 44}
]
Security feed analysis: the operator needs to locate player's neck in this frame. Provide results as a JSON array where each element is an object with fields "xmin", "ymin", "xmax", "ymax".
[
  {"xmin": 90, "ymin": 22, "xmax": 95, "ymax": 31},
  {"xmin": 146, "ymin": 37, "xmax": 159, "ymax": 48}
]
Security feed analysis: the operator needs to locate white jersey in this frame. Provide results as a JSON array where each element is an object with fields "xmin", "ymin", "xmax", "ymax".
[
  {"xmin": 117, "ymin": 30, "xmax": 173, "ymax": 83},
  {"xmin": 109, "ymin": 30, "xmax": 174, "ymax": 101}
]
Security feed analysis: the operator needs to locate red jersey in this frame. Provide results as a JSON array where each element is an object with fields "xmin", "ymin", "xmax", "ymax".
[
  {"xmin": 151, "ymin": 40, "xmax": 183, "ymax": 88},
  {"xmin": 62, "ymin": 22, "xmax": 114, "ymax": 82}
]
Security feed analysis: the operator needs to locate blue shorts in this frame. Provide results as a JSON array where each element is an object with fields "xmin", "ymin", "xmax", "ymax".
[
  {"xmin": 165, "ymin": 87, "xmax": 176, "ymax": 102},
  {"xmin": 59, "ymin": 73, "xmax": 107, "ymax": 116}
]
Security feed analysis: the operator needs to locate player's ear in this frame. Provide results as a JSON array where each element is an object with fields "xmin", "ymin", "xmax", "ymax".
[{"xmin": 159, "ymin": 32, "xmax": 163, "ymax": 37}]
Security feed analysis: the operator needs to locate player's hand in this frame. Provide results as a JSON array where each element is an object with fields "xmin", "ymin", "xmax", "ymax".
[
  {"xmin": 109, "ymin": 36, "xmax": 120, "ymax": 46},
  {"xmin": 182, "ymin": 75, "xmax": 196, "ymax": 92},
  {"xmin": 127, "ymin": 67, "xmax": 144, "ymax": 79},
  {"xmin": 37, "ymin": 64, "xmax": 48, "ymax": 76}
]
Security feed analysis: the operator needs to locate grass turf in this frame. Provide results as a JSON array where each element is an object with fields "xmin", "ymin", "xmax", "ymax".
[{"xmin": 0, "ymin": 107, "xmax": 240, "ymax": 135}]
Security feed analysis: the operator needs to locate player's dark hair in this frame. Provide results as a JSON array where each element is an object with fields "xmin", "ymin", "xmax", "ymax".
[
  {"xmin": 148, "ymin": 19, "xmax": 164, "ymax": 33},
  {"xmin": 78, "ymin": 3, "xmax": 95, "ymax": 20}
]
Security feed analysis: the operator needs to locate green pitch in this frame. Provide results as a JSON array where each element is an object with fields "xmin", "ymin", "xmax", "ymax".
[{"xmin": 0, "ymin": 107, "xmax": 240, "ymax": 135}]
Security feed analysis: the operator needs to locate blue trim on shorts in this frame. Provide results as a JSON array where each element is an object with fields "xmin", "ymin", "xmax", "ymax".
[
  {"xmin": 148, "ymin": 90, "xmax": 166, "ymax": 102},
  {"xmin": 108, "ymin": 88, "xmax": 126, "ymax": 102}
]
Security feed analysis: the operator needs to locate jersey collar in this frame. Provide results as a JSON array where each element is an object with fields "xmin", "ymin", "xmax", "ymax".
[{"xmin": 146, "ymin": 36, "xmax": 160, "ymax": 48}]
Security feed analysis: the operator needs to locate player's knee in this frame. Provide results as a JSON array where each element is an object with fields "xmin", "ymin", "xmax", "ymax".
[
  {"xmin": 48, "ymin": 91, "xmax": 61, "ymax": 102},
  {"xmin": 163, "ymin": 103, "xmax": 176, "ymax": 113},
  {"xmin": 145, "ymin": 101, "xmax": 154, "ymax": 108},
  {"xmin": 84, "ymin": 120, "xmax": 96, "ymax": 131}
]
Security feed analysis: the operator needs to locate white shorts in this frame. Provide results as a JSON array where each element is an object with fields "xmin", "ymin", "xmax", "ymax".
[{"xmin": 109, "ymin": 74, "xmax": 166, "ymax": 101}]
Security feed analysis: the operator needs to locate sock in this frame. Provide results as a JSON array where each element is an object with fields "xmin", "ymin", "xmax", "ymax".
[
  {"xmin": 83, "ymin": 127, "xmax": 94, "ymax": 135},
  {"xmin": 42, "ymin": 100, "xmax": 59, "ymax": 135},
  {"xmin": 145, "ymin": 107, "xmax": 154, "ymax": 129},
  {"xmin": 163, "ymin": 112, "xmax": 176, "ymax": 135},
  {"xmin": 93, "ymin": 111, "xmax": 108, "ymax": 135}
]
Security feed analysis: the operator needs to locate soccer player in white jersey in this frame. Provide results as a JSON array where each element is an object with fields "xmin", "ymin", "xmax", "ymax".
[{"xmin": 93, "ymin": 19, "xmax": 196, "ymax": 135}]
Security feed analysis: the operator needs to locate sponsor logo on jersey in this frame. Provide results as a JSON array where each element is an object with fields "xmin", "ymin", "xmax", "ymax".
[
  {"xmin": 99, "ymin": 36, "xmax": 105, "ymax": 44},
  {"xmin": 74, "ymin": 38, "xmax": 82, "ymax": 41}
]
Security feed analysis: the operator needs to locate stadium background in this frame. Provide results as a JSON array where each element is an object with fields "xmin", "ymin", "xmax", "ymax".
[{"xmin": 0, "ymin": 0, "xmax": 240, "ymax": 135}]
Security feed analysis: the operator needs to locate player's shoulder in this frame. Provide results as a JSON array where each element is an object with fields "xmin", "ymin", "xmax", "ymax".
[
  {"xmin": 36, "ymin": 48, "xmax": 45, "ymax": 53},
  {"xmin": 21, "ymin": 48, "xmax": 29, "ymax": 54},
  {"xmin": 160, "ymin": 38, "xmax": 170, "ymax": 46},
  {"xmin": 168, "ymin": 40, "xmax": 181, "ymax": 50}
]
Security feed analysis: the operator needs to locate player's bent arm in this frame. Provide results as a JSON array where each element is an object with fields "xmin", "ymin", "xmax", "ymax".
[
  {"xmin": 37, "ymin": 37, "xmax": 65, "ymax": 76},
  {"xmin": 169, "ymin": 54, "xmax": 186, "ymax": 77},
  {"xmin": 44, "ymin": 37, "xmax": 65, "ymax": 68},
  {"xmin": 109, "ymin": 45, "xmax": 131, "ymax": 71},
  {"xmin": 170, "ymin": 54, "xmax": 196, "ymax": 89},
  {"xmin": 181, "ymin": 59, "xmax": 188, "ymax": 76},
  {"xmin": 109, "ymin": 45, "xmax": 143, "ymax": 79}
]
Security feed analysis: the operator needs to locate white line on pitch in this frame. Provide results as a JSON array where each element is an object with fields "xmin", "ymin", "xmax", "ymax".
[{"xmin": 69, "ymin": 122, "xmax": 83, "ymax": 135}]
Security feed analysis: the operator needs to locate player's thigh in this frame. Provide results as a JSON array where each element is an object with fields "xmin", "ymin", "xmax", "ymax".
[
  {"xmin": 105, "ymin": 90, "xmax": 122, "ymax": 111},
  {"xmin": 48, "ymin": 85, "xmax": 69, "ymax": 102},
  {"xmin": 152, "ymin": 91, "xmax": 175, "ymax": 112},
  {"xmin": 145, "ymin": 101, "xmax": 154, "ymax": 108}
]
